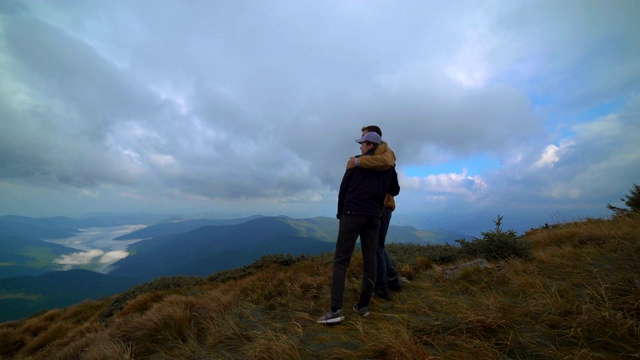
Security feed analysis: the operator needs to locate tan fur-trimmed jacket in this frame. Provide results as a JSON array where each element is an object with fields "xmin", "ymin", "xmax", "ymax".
[{"xmin": 356, "ymin": 141, "xmax": 397, "ymax": 211}]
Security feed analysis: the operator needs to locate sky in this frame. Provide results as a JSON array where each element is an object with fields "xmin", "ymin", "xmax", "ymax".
[{"xmin": 1, "ymin": 0, "xmax": 639, "ymax": 234}]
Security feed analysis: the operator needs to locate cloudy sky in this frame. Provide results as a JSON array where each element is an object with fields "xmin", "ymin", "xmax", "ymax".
[{"xmin": 1, "ymin": 1, "xmax": 639, "ymax": 233}]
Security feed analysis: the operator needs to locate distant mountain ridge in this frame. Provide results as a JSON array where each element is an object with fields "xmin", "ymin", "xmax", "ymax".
[
  {"xmin": 108, "ymin": 216, "xmax": 337, "ymax": 281},
  {"xmin": 114, "ymin": 215, "xmax": 264, "ymax": 240},
  {"xmin": 108, "ymin": 215, "xmax": 455, "ymax": 281},
  {"xmin": 0, "ymin": 214, "xmax": 170, "ymax": 239}
]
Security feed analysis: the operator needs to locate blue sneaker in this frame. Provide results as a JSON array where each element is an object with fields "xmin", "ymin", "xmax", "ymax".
[{"xmin": 317, "ymin": 309, "xmax": 344, "ymax": 324}]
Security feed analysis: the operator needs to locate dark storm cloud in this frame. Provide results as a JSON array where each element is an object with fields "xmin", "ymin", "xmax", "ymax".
[{"xmin": 0, "ymin": 1, "xmax": 639, "ymax": 228}]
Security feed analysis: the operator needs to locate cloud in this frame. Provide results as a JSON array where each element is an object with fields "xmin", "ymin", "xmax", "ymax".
[
  {"xmin": 534, "ymin": 145, "xmax": 561, "ymax": 169},
  {"xmin": 487, "ymin": 93, "xmax": 640, "ymax": 210},
  {"xmin": 0, "ymin": 1, "xmax": 639, "ymax": 232},
  {"xmin": 54, "ymin": 249, "xmax": 104, "ymax": 266},
  {"xmin": 99, "ymin": 250, "xmax": 129, "ymax": 264},
  {"xmin": 403, "ymin": 170, "xmax": 488, "ymax": 202}
]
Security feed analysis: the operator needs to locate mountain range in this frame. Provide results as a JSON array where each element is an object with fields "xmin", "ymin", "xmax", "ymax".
[
  {"xmin": 0, "ymin": 214, "xmax": 466, "ymax": 322},
  {"xmin": 108, "ymin": 216, "xmax": 338, "ymax": 281}
]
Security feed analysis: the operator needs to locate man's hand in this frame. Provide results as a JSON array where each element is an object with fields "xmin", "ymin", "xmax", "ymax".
[{"xmin": 346, "ymin": 156, "xmax": 356, "ymax": 169}]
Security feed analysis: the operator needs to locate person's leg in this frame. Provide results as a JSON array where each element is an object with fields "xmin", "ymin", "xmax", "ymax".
[
  {"xmin": 375, "ymin": 208, "xmax": 392, "ymax": 293},
  {"xmin": 375, "ymin": 249, "xmax": 387, "ymax": 293},
  {"xmin": 384, "ymin": 248, "xmax": 403, "ymax": 290},
  {"xmin": 357, "ymin": 216, "xmax": 380, "ymax": 308},
  {"xmin": 330, "ymin": 216, "xmax": 364, "ymax": 311},
  {"xmin": 382, "ymin": 209, "xmax": 404, "ymax": 291},
  {"xmin": 384, "ymin": 249, "xmax": 398, "ymax": 279}
]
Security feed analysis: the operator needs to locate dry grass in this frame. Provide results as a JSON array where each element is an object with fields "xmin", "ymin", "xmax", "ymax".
[{"xmin": 1, "ymin": 214, "xmax": 639, "ymax": 359}]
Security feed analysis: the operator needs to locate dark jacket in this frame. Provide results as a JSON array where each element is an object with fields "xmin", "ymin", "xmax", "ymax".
[{"xmin": 337, "ymin": 152, "xmax": 396, "ymax": 219}]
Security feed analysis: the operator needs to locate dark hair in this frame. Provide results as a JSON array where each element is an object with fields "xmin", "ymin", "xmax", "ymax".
[
  {"xmin": 361, "ymin": 125, "xmax": 382, "ymax": 136},
  {"xmin": 364, "ymin": 141, "xmax": 379, "ymax": 150}
]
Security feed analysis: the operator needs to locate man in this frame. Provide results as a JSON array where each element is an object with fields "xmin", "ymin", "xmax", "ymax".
[
  {"xmin": 317, "ymin": 131, "xmax": 396, "ymax": 324},
  {"xmin": 347, "ymin": 126, "xmax": 403, "ymax": 300}
]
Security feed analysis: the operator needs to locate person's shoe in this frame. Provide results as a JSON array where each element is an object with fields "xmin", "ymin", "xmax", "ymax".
[
  {"xmin": 352, "ymin": 303, "xmax": 370, "ymax": 317},
  {"xmin": 388, "ymin": 281, "xmax": 402, "ymax": 292},
  {"xmin": 387, "ymin": 277, "xmax": 403, "ymax": 292},
  {"xmin": 317, "ymin": 309, "xmax": 344, "ymax": 324},
  {"xmin": 374, "ymin": 289, "xmax": 392, "ymax": 301}
]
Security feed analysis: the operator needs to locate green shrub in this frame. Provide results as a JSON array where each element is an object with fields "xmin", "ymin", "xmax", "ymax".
[{"xmin": 456, "ymin": 215, "xmax": 531, "ymax": 260}]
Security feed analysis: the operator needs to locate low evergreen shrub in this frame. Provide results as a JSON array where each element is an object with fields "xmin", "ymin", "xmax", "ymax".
[{"xmin": 456, "ymin": 215, "xmax": 531, "ymax": 260}]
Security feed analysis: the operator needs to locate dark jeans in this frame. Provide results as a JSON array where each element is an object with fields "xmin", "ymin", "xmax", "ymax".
[
  {"xmin": 375, "ymin": 208, "xmax": 398, "ymax": 293},
  {"xmin": 330, "ymin": 215, "xmax": 380, "ymax": 310}
]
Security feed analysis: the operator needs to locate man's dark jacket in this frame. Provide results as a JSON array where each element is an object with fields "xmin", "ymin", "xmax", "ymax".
[{"xmin": 337, "ymin": 151, "xmax": 397, "ymax": 219}]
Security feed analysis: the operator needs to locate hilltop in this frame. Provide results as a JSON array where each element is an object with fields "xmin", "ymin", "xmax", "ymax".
[{"xmin": 0, "ymin": 213, "xmax": 639, "ymax": 359}]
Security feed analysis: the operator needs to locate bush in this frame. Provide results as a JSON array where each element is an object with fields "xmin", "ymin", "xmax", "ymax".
[
  {"xmin": 387, "ymin": 216, "xmax": 533, "ymax": 269},
  {"xmin": 456, "ymin": 215, "xmax": 531, "ymax": 261}
]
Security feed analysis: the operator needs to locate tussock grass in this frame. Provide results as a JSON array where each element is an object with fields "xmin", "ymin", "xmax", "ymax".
[
  {"xmin": 80, "ymin": 338, "xmax": 134, "ymax": 360},
  {"xmin": 1, "ymin": 214, "xmax": 639, "ymax": 359}
]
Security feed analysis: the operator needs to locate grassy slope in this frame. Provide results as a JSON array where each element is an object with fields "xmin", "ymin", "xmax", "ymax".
[{"xmin": 0, "ymin": 215, "xmax": 639, "ymax": 359}]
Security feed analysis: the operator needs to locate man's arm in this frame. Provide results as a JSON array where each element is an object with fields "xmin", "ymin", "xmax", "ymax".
[
  {"xmin": 336, "ymin": 169, "xmax": 354, "ymax": 219},
  {"xmin": 346, "ymin": 142, "xmax": 396, "ymax": 170}
]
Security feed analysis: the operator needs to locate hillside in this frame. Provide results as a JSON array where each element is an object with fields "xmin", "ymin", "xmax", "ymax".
[
  {"xmin": 0, "ymin": 270, "xmax": 138, "ymax": 323},
  {"xmin": 1, "ymin": 214, "xmax": 638, "ymax": 359}
]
